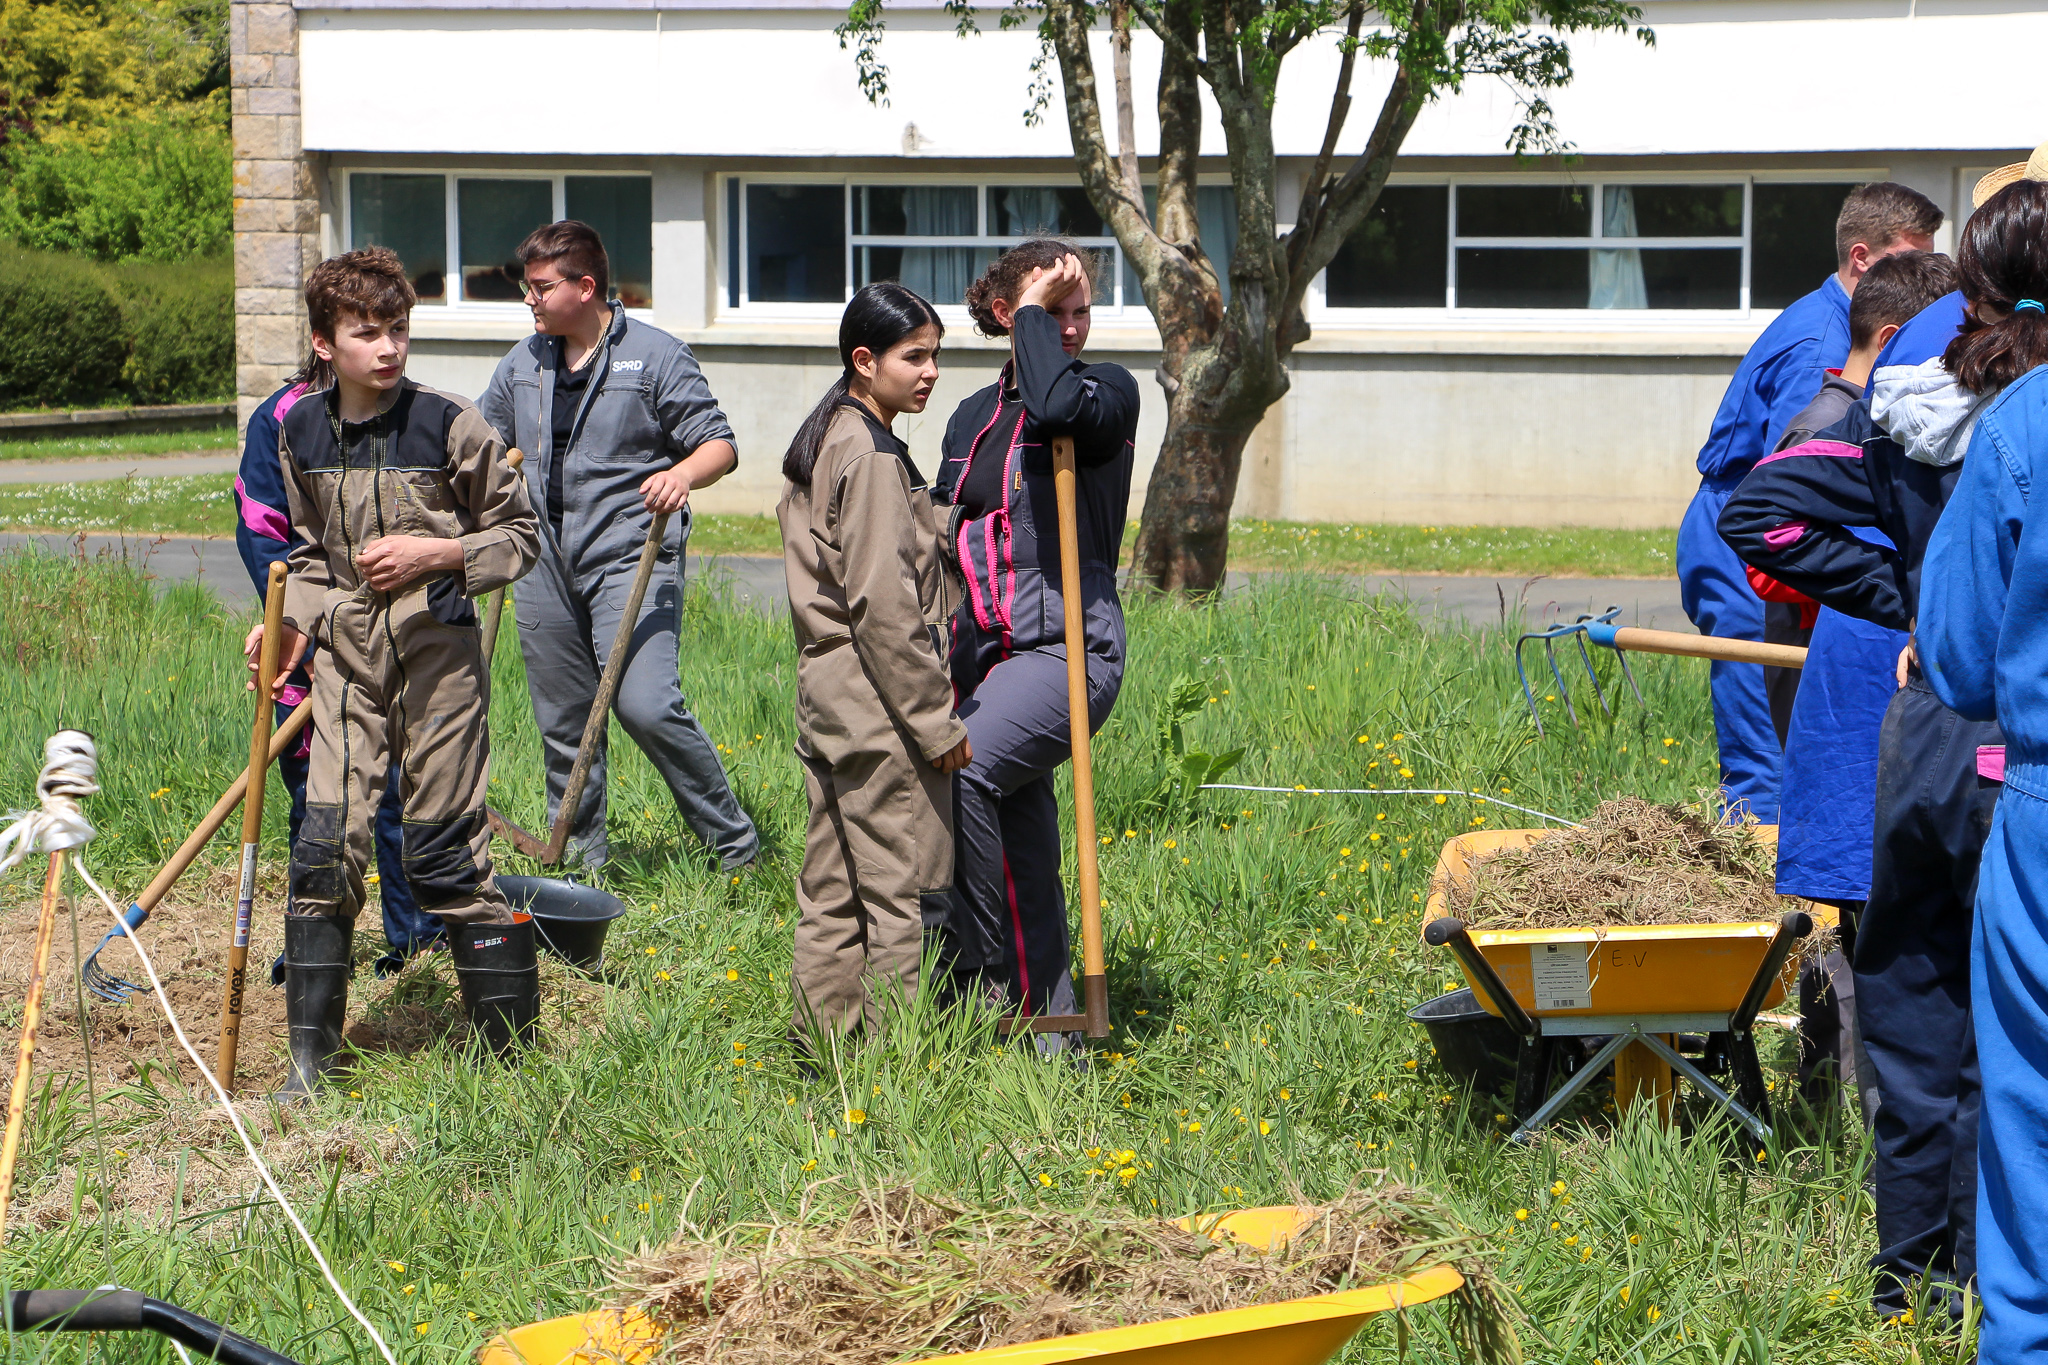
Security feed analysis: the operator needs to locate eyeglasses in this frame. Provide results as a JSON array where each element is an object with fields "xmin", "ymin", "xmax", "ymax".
[{"xmin": 520, "ymin": 276, "xmax": 569, "ymax": 301}]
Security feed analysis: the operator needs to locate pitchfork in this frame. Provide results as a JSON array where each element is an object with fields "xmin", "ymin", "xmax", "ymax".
[{"xmin": 1515, "ymin": 605, "xmax": 1809, "ymax": 737}]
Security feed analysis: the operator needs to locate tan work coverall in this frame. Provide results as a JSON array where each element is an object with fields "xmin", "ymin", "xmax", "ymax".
[
  {"xmin": 780, "ymin": 400, "xmax": 965, "ymax": 1036},
  {"xmin": 278, "ymin": 381, "xmax": 540, "ymax": 926}
]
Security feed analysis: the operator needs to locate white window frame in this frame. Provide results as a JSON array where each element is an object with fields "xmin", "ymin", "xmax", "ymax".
[
  {"xmin": 338, "ymin": 168, "xmax": 656, "ymax": 313},
  {"xmin": 1311, "ymin": 169, "xmax": 1875, "ymax": 327},
  {"xmin": 724, "ymin": 173, "xmax": 1130, "ymax": 319}
]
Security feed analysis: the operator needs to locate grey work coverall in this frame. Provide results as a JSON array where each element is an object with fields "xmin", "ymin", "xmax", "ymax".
[
  {"xmin": 480, "ymin": 303, "xmax": 759, "ymax": 871},
  {"xmin": 277, "ymin": 381, "xmax": 540, "ymax": 926},
  {"xmin": 780, "ymin": 401, "xmax": 965, "ymax": 1038}
]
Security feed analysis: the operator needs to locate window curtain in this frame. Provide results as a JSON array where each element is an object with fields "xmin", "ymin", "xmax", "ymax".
[
  {"xmin": 998, "ymin": 188, "xmax": 1065, "ymax": 236},
  {"xmin": 1588, "ymin": 186, "xmax": 1647, "ymax": 310},
  {"xmin": 898, "ymin": 188, "xmax": 978, "ymax": 305}
]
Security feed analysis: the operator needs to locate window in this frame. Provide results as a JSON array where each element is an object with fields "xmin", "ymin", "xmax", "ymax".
[
  {"xmin": 730, "ymin": 178, "xmax": 1130, "ymax": 312},
  {"xmin": 343, "ymin": 171, "xmax": 655, "ymax": 309},
  {"xmin": 1323, "ymin": 178, "xmax": 1854, "ymax": 315},
  {"xmin": 348, "ymin": 173, "xmax": 447, "ymax": 304}
]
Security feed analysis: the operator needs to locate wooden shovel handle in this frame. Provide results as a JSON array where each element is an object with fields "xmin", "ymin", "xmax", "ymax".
[
  {"xmin": 1052, "ymin": 438, "xmax": 1110, "ymax": 1039},
  {"xmin": 545, "ymin": 510, "xmax": 670, "ymax": 865}
]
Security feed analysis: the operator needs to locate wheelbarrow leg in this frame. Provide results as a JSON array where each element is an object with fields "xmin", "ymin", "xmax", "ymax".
[
  {"xmin": 1729, "ymin": 1031, "xmax": 1773, "ymax": 1129},
  {"xmin": 1512, "ymin": 1035, "xmax": 1556, "ymax": 1126}
]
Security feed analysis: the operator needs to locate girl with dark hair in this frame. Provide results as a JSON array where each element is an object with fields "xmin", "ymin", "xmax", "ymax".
[
  {"xmin": 936, "ymin": 241, "xmax": 1141, "ymax": 1033},
  {"xmin": 779, "ymin": 282, "xmax": 973, "ymax": 1041},
  {"xmin": 1918, "ymin": 178, "xmax": 2048, "ymax": 1361}
]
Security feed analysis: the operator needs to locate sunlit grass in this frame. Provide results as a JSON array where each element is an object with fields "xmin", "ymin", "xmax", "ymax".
[
  {"xmin": 0, "ymin": 423, "xmax": 236, "ymax": 463},
  {"xmin": 0, "ymin": 551, "xmax": 1961, "ymax": 1365}
]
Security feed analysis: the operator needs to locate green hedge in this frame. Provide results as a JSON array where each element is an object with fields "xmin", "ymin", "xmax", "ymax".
[{"xmin": 0, "ymin": 246, "xmax": 232, "ymax": 410}]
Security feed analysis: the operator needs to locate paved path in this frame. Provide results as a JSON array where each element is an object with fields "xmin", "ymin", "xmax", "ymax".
[
  {"xmin": 0, "ymin": 533, "xmax": 1690, "ymax": 632},
  {"xmin": 0, "ymin": 453, "xmax": 237, "ymax": 485}
]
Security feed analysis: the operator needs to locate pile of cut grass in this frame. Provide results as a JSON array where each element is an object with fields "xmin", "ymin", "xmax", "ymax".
[
  {"xmin": 623, "ymin": 1183, "xmax": 1519, "ymax": 1365},
  {"xmin": 1444, "ymin": 797, "xmax": 1784, "ymax": 932}
]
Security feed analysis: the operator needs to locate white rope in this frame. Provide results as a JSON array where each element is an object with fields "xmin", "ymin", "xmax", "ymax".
[
  {"xmin": 6, "ymin": 733, "xmax": 398, "ymax": 1365},
  {"xmin": 0, "ymin": 731, "xmax": 101, "ymax": 871},
  {"xmin": 1198, "ymin": 783, "xmax": 1584, "ymax": 828}
]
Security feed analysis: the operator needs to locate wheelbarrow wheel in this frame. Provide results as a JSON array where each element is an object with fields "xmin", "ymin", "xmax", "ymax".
[{"xmin": 1511, "ymin": 1036, "xmax": 1558, "ymax": 1125}]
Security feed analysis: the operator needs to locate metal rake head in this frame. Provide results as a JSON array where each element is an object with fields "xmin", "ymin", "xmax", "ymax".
[
  {"xmin": 1514, "ymin": 605, "xmax": 1647, "ymax": 737},
  {"xmin": 80, "ymin": 902, "xmax": 151, "ymax": 1004}
]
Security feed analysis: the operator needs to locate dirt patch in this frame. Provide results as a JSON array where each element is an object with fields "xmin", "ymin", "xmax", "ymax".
[
  {"xmin": 621, "ymin": 1184, "xmax": 1519, "ymax": 1365},
  {"xmin": 0, "ymin": 862, "xmax": 507, "ymax": 1096}
]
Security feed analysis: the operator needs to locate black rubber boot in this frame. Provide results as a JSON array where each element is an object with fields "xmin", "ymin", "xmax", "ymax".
[
  {"xmin": 276, "ymin": 916, "xmax": 351, "ymax": 1102},
  {"xmin": 449, "ymin": 919, "xmax": 540, "ymax": 1060}
]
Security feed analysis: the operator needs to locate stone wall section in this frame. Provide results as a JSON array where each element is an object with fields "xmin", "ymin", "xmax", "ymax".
[{"xmin": 230, "ymin": 0, "xmax": 318, "ymax": 433}]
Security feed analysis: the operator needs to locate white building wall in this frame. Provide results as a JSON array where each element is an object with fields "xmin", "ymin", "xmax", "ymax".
[{"xmin": 287, "ymin": 0, "xmax": 2042, "ymax": 530}]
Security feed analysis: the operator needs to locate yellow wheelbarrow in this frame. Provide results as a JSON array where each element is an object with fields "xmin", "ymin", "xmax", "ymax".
[
  {"xmin": 477, "ymin": 1206, "xmax": 1464, "ymax": 1365},
  {"xmin": 1421, "ymin": 828, "xmax": 1814, "ymax": 1145}
]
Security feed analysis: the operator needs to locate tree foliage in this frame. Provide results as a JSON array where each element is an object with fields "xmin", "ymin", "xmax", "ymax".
[{"xmin": 841, "ymin": 0, "xmax": 1653, "ymax": 592}]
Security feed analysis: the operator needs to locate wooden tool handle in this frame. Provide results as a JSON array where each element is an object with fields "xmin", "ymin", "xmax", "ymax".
[
  {"xmin": 1607, "ymin": 626, "xmax": 1807, "ymax": 671},
  {"xmin": 0, "ymin": 852, "xmax": 66, "ymax": 1234},
  {"xmin": 1052, "ymin": 438, "xmax": 1110, "ymax": 1039},
  {"xmin": 480, "ymin": 448, "xmax": 524, "ymax": 665},
  {"xmin": 545, "ymin": 510, "xmax": 670, "ymax": 865},
  {"xmin": 218, "ymin": 562, "xmax": 288, "ymax": 1089},
  {"xmin": 132, "ymin": 701, "xmax": 311, "ymax": 918}
]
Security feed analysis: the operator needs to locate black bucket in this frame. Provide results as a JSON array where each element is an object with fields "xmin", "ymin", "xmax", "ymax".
[
  {"xmin": 497, "ymin": 876, "xmax": 627, "ymax": 972},
  {"xmin": 1408, "ymin": 988, "xmax": 1523, "ymax": 1098}
]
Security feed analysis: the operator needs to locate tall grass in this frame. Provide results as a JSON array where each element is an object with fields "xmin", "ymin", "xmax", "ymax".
[{"xmin": 0, "ymin": 550, "xmax": 1964, "ymax": 1364}]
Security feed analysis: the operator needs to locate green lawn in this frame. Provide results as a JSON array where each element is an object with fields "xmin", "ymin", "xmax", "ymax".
[
  {"xmin": 0, "ymin": 478, "xmax": 1674, "ymax": 581},
  {"xmin": 0, "ymin": 423, "xmax": 237, "ymax": 462},
  {"xmin": 1204, "ymin": 521, "xmax": 1678, "ymax": 579},
  {"xmin": 0, "ymin": 547, "xmax": 1957, "ymax": 1365}
]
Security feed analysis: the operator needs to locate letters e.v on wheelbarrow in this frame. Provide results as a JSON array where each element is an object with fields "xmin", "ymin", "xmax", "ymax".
[{"xmin": 486, "ymin": 504, "xmax": 668, "ymax": 867}]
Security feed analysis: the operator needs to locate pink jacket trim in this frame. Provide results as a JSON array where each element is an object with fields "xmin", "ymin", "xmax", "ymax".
[
  {"xmin": 1763, "ymin": 520, "xmax": 1809, "ymax": 550},
  {"xmin": 1979, "ymin": 745, "xmax": 2007, "ymax": 784},
  {"xmin": 1754, "ymin": 438, "xmax": 1864, "ymax": 470},
  {"xmin": 234, "ymin": 476, "xmax": 292, "ymax": 544}
]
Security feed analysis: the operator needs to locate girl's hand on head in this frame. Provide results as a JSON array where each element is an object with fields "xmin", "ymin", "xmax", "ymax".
[{"xmin": 1015, "ymin": 255, "xmax": 1087, "ymax": 314}]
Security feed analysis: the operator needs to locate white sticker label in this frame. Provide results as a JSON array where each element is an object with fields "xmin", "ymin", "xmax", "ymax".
[{"xmin": 1530, "ymin": 942, "xmax": 1590, "ymax": 1010}]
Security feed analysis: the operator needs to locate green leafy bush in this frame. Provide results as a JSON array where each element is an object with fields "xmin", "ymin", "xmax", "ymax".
[
  {"xmin": 108, "ymin": 254, "xmax": 233, "ymax": 402},
  {"xmin": 0, "ymin": 118, "xmax": 231, "ymax": 263},
  {"xmin": 0, "ymin": 245, "xmax": 232, "ymax": 409},
  {"xmin": 0, "ymin": 245, "xmax": 127, "ymax": 408}
]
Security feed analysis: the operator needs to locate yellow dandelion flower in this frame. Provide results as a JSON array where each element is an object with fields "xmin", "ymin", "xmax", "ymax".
[
  {"xmin": 726, "ymin": 969, "xmax": 739, "ymax": 981},
  {"xmin": 846, "ymin": 1108, "xmax": 867, "ymax": 1125}
]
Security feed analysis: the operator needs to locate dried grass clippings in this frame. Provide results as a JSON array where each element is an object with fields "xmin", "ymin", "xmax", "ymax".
[
  {"xmin": 619, "ymin": 1182, "xmax": 1521, "ymax": 1365},
  {"xmin": 1445, "ymin": 797, "xmax": 1792, "ymax": 933}
]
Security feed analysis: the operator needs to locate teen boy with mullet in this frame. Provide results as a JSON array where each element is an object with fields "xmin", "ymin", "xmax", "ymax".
[
  {"xmin": 250, "ymin": 247, "xmax": 540, "ymax": 1097},
  {"xmin": 480, "ymin": 222, "xmax": 759, "ymax": 875}
]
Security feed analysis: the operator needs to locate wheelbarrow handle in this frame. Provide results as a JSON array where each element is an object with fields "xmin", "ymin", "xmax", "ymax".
[
  {"xmin": 1424, "ymin": 918, "xmax": 1539, "ymax": 1039},
  {"xmin": 1730, "ymin": 909, "xmax": 1814, "ymax": 1037},
  {"xmin": 1585, "ymin": 623, "xmax": 1807, "ymax": 671},
  {"xmin": 6, "ymin": 1290, "xmax": 305, "ymax": 1365}
]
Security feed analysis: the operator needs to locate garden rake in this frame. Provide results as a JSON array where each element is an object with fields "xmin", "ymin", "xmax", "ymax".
[
  {"xmin": 81, "ymin": 700, "xmax": 315, "ymax": 1003},
  {"xmin": 1515, "ymin": 605, "xmax": 1809, "ymax": 737}
]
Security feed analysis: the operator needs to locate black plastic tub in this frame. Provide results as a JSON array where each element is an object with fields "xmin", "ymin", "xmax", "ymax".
[
  {"xmin": 1408, "ymin": 988, "xmax": 1524, "ymax": 1098},
  {"xmin": 496, "ymin": 876, "xmax": 627, "ymax": 972}
]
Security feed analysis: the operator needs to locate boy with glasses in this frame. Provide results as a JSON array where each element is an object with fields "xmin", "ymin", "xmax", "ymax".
[{"xmin": 480, "ymin": 221, "xmax": 759, "ymax": 874}]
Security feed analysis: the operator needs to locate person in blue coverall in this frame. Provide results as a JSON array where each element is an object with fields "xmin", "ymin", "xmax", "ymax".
[
  {"xmin": 1917, "ymin": 176, "xmax": 2048, "ymax": 1363},
  {"xmin": 1722, "ymin": 276, "xmax": 1993, "ymax": 1320},
  {"xmin": 236, "ymin": 360, "xmax": 443, "ymax": 978},
  {"xmin": 1680, "ymin": 182, "xmax": 1942, "ymax": 823},
  {"xmin": 1760, "ymin": 251, "xmax": 1960, "ymax": 1107}
]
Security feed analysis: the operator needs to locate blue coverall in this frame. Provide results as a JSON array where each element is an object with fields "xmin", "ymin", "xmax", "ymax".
[
  {"xmin": 1920, "ymin": 363, "xmax": 2048, "ymax": 1363},
  {"xmin": 1721, "ymin": 293, "xmax": 1992, "ymax": 1318},
  {"xmin": 237, "ymin": 383, "xmax": 442, "ymax": 974},
  {"xmin": 1681, "ymin": 275, "xmax": 1852, "ymax": 823}
]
